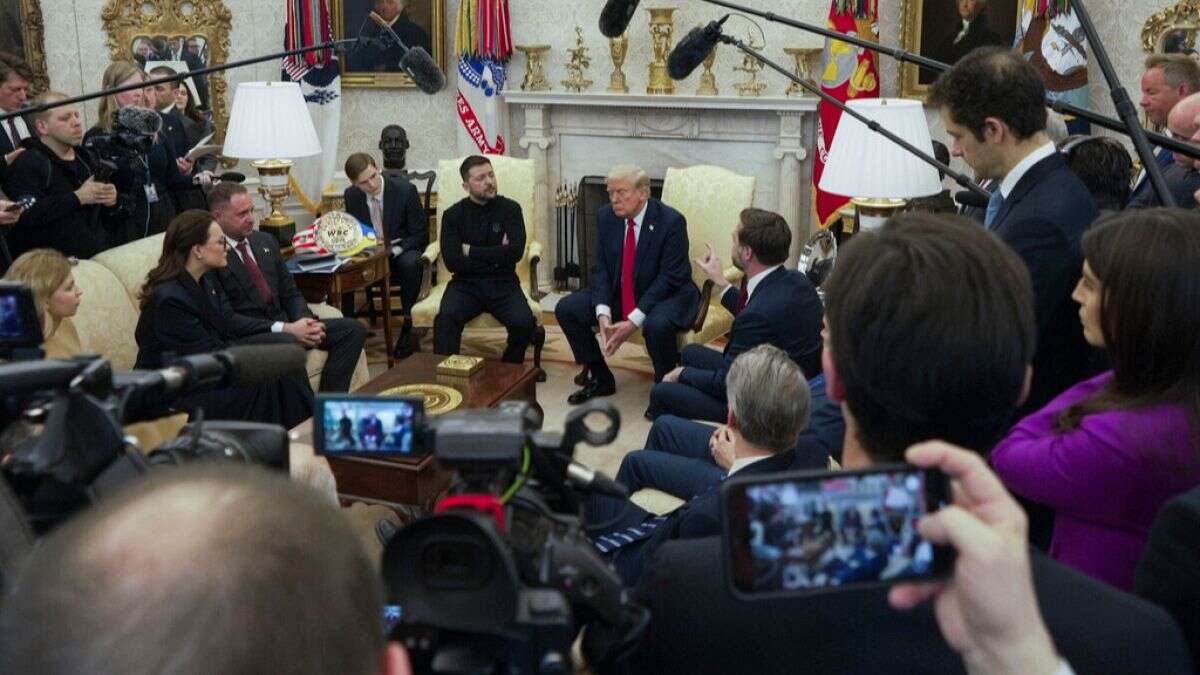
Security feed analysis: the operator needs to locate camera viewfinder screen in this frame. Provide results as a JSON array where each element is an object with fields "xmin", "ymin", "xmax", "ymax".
[
  {"xmin": 319, "ymin": 398, "xmax": 421, "ymax": 456},
  {"xmin": 0, "ymin": 284, "xmax": 42, "ymax": 348},
  {"xmin": 0, "ymin": 294, "xmax": 26, "ymax": 339},
  {"xmin": 729, "ymin": 469, "xmax": 944, "ymax": 594}
]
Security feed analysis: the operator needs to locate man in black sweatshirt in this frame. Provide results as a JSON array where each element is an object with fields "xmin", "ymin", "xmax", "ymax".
[
  {"xmin": 4, "ymin": 92, "xmax": 116, "ymax": 260},
  {"xmin": 434, "ymin": 155, "xmax": 536, "ymax": 363}
]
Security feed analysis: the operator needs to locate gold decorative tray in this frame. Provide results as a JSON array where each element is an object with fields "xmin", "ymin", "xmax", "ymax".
[{"xmin": 379, "ymin": 384, "xmax": 464, "ymax": 416}]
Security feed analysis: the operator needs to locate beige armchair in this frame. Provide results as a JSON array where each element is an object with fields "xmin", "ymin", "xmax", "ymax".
[{"xmin": 408, "ymin": 155, "xmax": 546, "ymax": 374}]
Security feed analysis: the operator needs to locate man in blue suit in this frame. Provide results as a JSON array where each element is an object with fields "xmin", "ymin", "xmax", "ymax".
[
  {"xmin": 556, "ymin": 165, "xmax": 699, "ymax": 404},
  {"xmin": 648, "ymin": 208, "xmax": 822, "ymax": 422},
  {"xmin": 584, "ymin": 344, "xmax": 809, "ymax": 586},
  {"xmin": 1129, "ymin": 53, "xmax": 1199, "ymax": 205},
  {"xmin": 930, "ymin": 47, "xmax": 1098, "ymax": 417}
]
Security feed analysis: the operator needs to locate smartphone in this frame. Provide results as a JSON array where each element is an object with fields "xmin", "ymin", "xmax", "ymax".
[
  {"xmin": 722, "ymin": 464, "xmax": 954, "ymax": 599},
  {"xmin": 382, "ymin": 604, "xmax": 403, "ymax": 636},
  {"xmin": 313, "ymin": 394, "xmax": 427, "ymax": 458}
]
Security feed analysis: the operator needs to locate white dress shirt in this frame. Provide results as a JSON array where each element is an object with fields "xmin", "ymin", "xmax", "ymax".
[
  {"xmin": 720, "ymin": 264, "xmax": 783, "ymax": 305},
  {"xmin": 999, "ymin": 141, "xmax": 1057, "ymax": 200},
  {"xmin": 227, "ymin": 234, "xmax": 285, "ymax": 333},
  {"xmin": 953, "ymin": 19, "xmax": 973, "ymax": 44},
  {"xmin": 1, "ymin": 109, "xmax": 29, "ymax": 145},
  {"xmin": 596, "ymin": 199, "xmax": 650, "ymax": 327},
  {"xmin": 727, "ymin": 454, "xmax": 769, "ymax": 477}
]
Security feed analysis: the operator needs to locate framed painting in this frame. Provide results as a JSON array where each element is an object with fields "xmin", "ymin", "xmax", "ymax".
[
  {"xmin": 333, "ymin": 0, "xmax": 446, "ymax": 89},
  {"xmin": 901, "ymin": 0, "xmax": 1022, "ymax": 97},
  {"xmin": 0, "ymin": 0, "xmax": 49, "ymax": 93}
]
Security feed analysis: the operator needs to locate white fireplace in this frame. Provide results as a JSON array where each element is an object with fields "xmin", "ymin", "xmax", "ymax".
[{"xmin": 502, "ymin": 91, "xmax": 819, "ymax": 285}]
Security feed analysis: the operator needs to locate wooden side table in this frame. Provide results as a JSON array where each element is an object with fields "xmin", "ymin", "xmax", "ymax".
[{"xmin": 294, "ymin": 250, "xmax": 395, "ymax": 368}]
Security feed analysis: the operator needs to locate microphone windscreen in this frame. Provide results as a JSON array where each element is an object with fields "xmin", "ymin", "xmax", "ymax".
[
  {"xmin": 599, "ymin": 0, "xmax": 641, "ymax": 38},
  {"xmin": 668, "ymin": 25, "xmax": 715, "ymax": 80},
  {"xmin": 116, "ymin": 106, "xmax": 163, "ymax": 135},
  {"xmin": 954, "ymin": 190, "xmax": 990, "ymax": 209},
  {"xmin": 400, "ymin": 47, "xmax": 446, "ymax": 94},
  {"xmin": 217, "ymin": 171, "xmax": 246, "ymax": 183},
  {"xmin": 222, "ymin": 344, "xmax": 307, "ymax": 388}
]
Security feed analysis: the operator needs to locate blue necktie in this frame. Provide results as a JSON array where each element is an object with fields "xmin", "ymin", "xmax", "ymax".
[
  {"xmin": 984, "ymin": 190, "xmax": 1005, "ymax": 230},
  {"xmin": 592, "ymin": 515, "xmax": 669, "ymax": 554}
]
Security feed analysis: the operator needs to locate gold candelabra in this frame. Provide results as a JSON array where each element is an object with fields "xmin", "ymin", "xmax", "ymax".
[
  {"xmin": 516, "ymin": 44, "xmax": 551, "ymax": 91},
  {"xmin": 646, "ymin": 7, "xmax": 677, "ymax": 95},
  {"xmin": 608, "ymin": 35, "xmax": 629, "ymax": 93},
  {"xmin": 562, "ymin": 26, "xmax": 593, "ymax": 92},
  {"xmin": 696, "ymin": 44, "xmax": 719, "ymax": 95}
]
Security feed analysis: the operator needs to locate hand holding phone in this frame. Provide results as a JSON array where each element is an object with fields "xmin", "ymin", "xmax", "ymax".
[{"xmin": 888, "ymin": 442, "xmax": 1060, "ymax": 674}]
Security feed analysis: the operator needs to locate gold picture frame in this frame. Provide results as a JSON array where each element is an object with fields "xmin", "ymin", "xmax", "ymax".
[
  {"xmin": 1142, "ymin": 0, "xmax": 1200, "ymax": 53},
  {"xmin": 333, "ymin": 0, "xmax": 445, "ymax": 89},
  {"xmin": 900, "ymin": 0, "xmax": 1023, "ymax": 98},
  {"xmin": 0, "ymin": 0, "xmax": 50, "ymax": 94},
  {"xmin": 101, "ymin": 0, "xmax": 232, "ymax": 145}
]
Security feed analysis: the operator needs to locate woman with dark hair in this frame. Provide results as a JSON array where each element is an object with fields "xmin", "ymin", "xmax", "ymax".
[
  {"xmin": 135, "ymin": 209, "xmax": 313, "ymax": 428},
  {"xmin": 992, "ymin": 208, "xmax": 1200, "ymax": 591}
]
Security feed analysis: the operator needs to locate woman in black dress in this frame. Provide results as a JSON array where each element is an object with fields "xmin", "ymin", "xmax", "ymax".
[{"xmin": 135, "ymin": 209, "xmax": 313, "ymax": 428}]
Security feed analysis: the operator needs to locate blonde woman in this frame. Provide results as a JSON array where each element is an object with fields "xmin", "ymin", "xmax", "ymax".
[{"xmin": 2, "ymin": 248, "xmax": 83, "ymax": 359}]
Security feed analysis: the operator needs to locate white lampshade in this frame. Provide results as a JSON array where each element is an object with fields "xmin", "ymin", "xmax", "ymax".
[
  {"xmin": 222, "ymin": 82, "xmax": 321, "ymax": 159},
  {"xmin": 818, "ymin": 98, "xmax": 943, "ymax": 199}
]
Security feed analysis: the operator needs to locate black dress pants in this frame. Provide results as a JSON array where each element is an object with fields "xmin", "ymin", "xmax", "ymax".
[
  {"xmin": 392, "ymin": 248, "xmax": 424, "ymax": 331},
  {"xmin": 434, "ymin": 277, "xmax": 535, "ymax": 363},
  {"xmin": 316, "ymin": 317, "xmax": 368, "ymax": 392}
]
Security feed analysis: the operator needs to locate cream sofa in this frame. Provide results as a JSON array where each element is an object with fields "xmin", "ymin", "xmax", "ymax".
[{"xmin": 71, "ymin": 233, "xmax": 370, "ymax": 390}]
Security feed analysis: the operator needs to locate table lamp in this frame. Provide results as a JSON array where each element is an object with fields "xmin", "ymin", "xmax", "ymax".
[
  {"xmin": 222, "ymin": 81, "xmax": 321, "ymax": 245},
  {"xmin": 818, "ymin": 98, "xmax": 943, "ymax": 233}
]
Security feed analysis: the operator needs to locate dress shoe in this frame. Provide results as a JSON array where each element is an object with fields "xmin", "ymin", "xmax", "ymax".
[
  {"xmin": 375, "ymin": 518, "xmax": 400, "ymax": 547},
  {"xmin": 392, "ymin": 333, "xmax": 416, "ymax": 360},
  {"xmin": 567, "ymin": 378, "xmax": 616, "ymax": 405}
]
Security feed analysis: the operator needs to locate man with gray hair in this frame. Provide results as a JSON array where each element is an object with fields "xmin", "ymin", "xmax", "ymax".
[
  {"xmin": 1131, "ymin": 53, "xmax": 1200, "ymax": 203},
  {"xmin": 1128, "ymin": 91, "xmax": 1200, "ymax": 209},
  {"xmin": 584, "ymin": 343, "xmax": 809, "ymax": 585},
  {"xmin": 0, "ymin": 465, "xmax": 412, "ymax": 675},
  {"xmin": 556, "ymin": 164, "xmax": 699, "ymax": 404}
]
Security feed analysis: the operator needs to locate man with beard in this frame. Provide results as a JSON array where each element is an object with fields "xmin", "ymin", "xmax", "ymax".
[
  {"xmin": 433, "ymin": 155, "xmax": 536, "ymax": 364},
  {"xmin": 646, "ymin": 207, "xmax": 823, "ymax": 422}
]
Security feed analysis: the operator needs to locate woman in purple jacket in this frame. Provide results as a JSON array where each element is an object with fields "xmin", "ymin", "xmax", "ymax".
[{"xmin": 992, "ymin": 208, "xmax": 1200, "ymax": 591}]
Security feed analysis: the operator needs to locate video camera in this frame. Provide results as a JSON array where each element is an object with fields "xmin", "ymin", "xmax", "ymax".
[
  {"xmin": 379, "ymin": 400, "xmax": 648, "ymax": 674},
  {"xmin": 0, "ymin": 282, "xmax": 298, "ymax": 534}
]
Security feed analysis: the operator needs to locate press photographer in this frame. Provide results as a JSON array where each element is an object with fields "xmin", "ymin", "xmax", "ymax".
[
  {"xmin": 4, "ymin": 92, "xmax": 116, "ymax": 260},
  {"xmin": 84, "ymin": 61, "xmax": 194, "ymax": 248}
]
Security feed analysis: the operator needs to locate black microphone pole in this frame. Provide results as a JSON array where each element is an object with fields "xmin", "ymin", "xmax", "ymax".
[
  {"xmin": 0, "ymin": 39, "xmax": 358, "ymax": 124},
  {"xmin": 690, "ymin": 0, "xmax": 1200, "ymax": 165},
  {"xmin": 711, "ymin": 33, "xmax": 990, "ymax": 199}
]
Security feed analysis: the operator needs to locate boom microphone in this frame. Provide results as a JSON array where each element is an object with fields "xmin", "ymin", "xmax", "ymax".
[
  {"xmin": 954, "ymin": 190, "xmax": 990, "ymax": 209},
  {"xmin": 599, "ymin": 0, "xmax": 641, "ymax": 38},
  {"xmin": 368, "ymin": 11, "xmax": 446, "ymax": 94},
  {"xmin": 115, "ymin": 106, "xmax": 163, "ymax": 135},
  {"xmin": 668, "ymin": 16, "xmax": 730, "ymax": 80}
]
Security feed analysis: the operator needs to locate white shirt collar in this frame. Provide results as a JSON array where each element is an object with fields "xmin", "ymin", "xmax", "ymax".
[
  {"xmin": 226, "ymin": 234, "xmax": 251, "ymax": 252},
  {"xmin": 371, "ymin": 179, "xmax": 385, "ymax": 203},
  {"xmin": 629, "ymin": 200, "xmax": 648, "ymax": 229},
  {"xmin": 728, "ymin": 454, "xmax": 769, "ymax": 477},
  {"xmin": 999, "ymin": 141, "xmax": 1056, "ymax": 199},
  {"xmin": 160, "ymin": 104, "xmax": 174, "ymax": 114},
  {"xmin": 745, "ymin": 265, "xmax": 782, "ymax": 300}
]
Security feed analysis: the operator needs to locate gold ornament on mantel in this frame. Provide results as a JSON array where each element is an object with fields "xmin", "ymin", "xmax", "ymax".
[
  {"xmin": 562, "ymin": 26, "xmax": 594, "ymax": 92},
  {"xmin": 733, "ymin": 52, "xmax": 767, "ymax": 96},
  {"xmin": 646, "ymin": 7, "xmax": 677, "ymax": 95},
  {"xmin": 516, "ymin": 44, "xmax": 551, "ymax": 91},
  {"xmin": 607, "ymin": 35, "xmax": 630, "ymax": 93},
  {"xmin": 696, "ymin": 44, "xmax": 719, "ymax": 95},
  {"xmin": 783, "ymin": 47, "xmax": 823, "ymax": 96}
]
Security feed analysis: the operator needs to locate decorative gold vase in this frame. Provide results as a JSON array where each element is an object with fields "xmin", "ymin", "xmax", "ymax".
[
  {"xmin": 608, "ymin": 35, "xmax": 629, "ymax": 93},
  {"xmin": 646, "ymin": 7, "xmax": 677, "ymax": 95},
  {"xmin": 516, "ymin": 44, "xmax": 551, "ymax": 91},
  {"xmin": 696, "ymin": 44, "xmax": 719, "ymax": 95},
  {"xmin": 783, "ymin": 47, "xmax": 822, "ymax": 96}
]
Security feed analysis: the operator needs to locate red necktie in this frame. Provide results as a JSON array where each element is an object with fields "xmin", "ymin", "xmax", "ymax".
[
  {"xmin": 621, "ymin": 218, "xmax": 637, "ymax": 320},
  {"xmin": 236, "ymin": 240, "xmax": 273, "ymax": 306},
  {"xmin": 735, "ymin": 286, "xmax": 748, "ymax": 314}
]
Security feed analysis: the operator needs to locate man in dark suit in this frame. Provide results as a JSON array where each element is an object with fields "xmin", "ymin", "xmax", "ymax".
[
  {"xmin": 1128, "ymin": 92, "xmax": 1200, "ymax": 209},
  {"xmin": 556, "ymin": 165, "xmax": 699, "ymax": 404},
  {"xmin": 611, "ymin": 215, "xmax": 1192, "ymax": 675},
  {"xmin": 146, "ymin": 66, "xmax": 207, "ymax": 212},
  {"xmin": 208, "ymin": 182, "xmax": 367, "ymax": 392},
  {"xmin": 585, "ymin": 343, "xmax": 810, "ymax": 586},
  {"xmin": 1137, "ymin": 485, "xmax": 1200, "ymax": 670},
  {"xmin": 0, "ymin": 52, "xmax": 33, "ymax": 164},
  {"xmin": 343, "ymin": 152, "xmax": 428, "ymax": 358},
  {"xmin": 647, "ymin": 208, "xmax": 821, "ymax": 422},
  {"xmin": 930, "ymin": 47, "xmax": 1097, "ymax": 416},
  {"xmin": 1130, "ymin": 53, "xmax": 1200, "ymax": 204}
]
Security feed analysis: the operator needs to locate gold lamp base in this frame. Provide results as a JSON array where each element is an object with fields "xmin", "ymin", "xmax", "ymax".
[
  {"xmin": 850, "ymin": 197, "xmax": 908, "ymax": 234},
  {"xmin": 251, "ymin": 158, "xmax": 297, "ymax": 246}
]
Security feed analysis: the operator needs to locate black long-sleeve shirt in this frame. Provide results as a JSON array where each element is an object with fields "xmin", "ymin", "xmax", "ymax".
[{"xmin": 439, "ymin": 195, "xmax": 525, "ymax": 282}]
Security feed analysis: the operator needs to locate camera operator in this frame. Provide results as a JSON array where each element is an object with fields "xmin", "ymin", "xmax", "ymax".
[
  {"xmin": 0, "ymin": 464, "xmax": 413, "ymax": 675},
  {"xmin": 4, "ymin": 92, "xmax": 116, "ymax": 259},
  {"xmin": 84, "ymin": 61, "xmax": 194, "ymax": 248}
]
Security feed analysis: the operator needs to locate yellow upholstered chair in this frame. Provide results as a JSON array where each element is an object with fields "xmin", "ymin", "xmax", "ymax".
[{"xmin": 409, "ymin": 155, "xmax": 545, "ymax": 372}]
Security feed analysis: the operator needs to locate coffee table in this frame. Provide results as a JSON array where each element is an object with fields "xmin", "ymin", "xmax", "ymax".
[{"xmin": 293, "ymin": 352, "xmax": 542, "ymax": 510}]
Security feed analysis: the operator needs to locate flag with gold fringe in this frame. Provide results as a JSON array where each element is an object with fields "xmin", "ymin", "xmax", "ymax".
[
  {"xmin": 455, "ymin": 0, "xmax": 513, "ymax": 156},
  {"xmin": 281, "ymin": 0, "xmax": 340, "ymax": 215},
  {"xmin": 1016, "ymin": 0, "xmax": 1090, "ymax": 133},
  {"xmin": 813, "ymin": 0, "xmax": 880, "ymax": 230}
]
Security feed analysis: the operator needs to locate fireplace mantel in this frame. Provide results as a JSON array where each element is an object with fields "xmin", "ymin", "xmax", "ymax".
[{"xmin": 503, "ymin": 90, "xmax": 820, "ymax": 284}]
